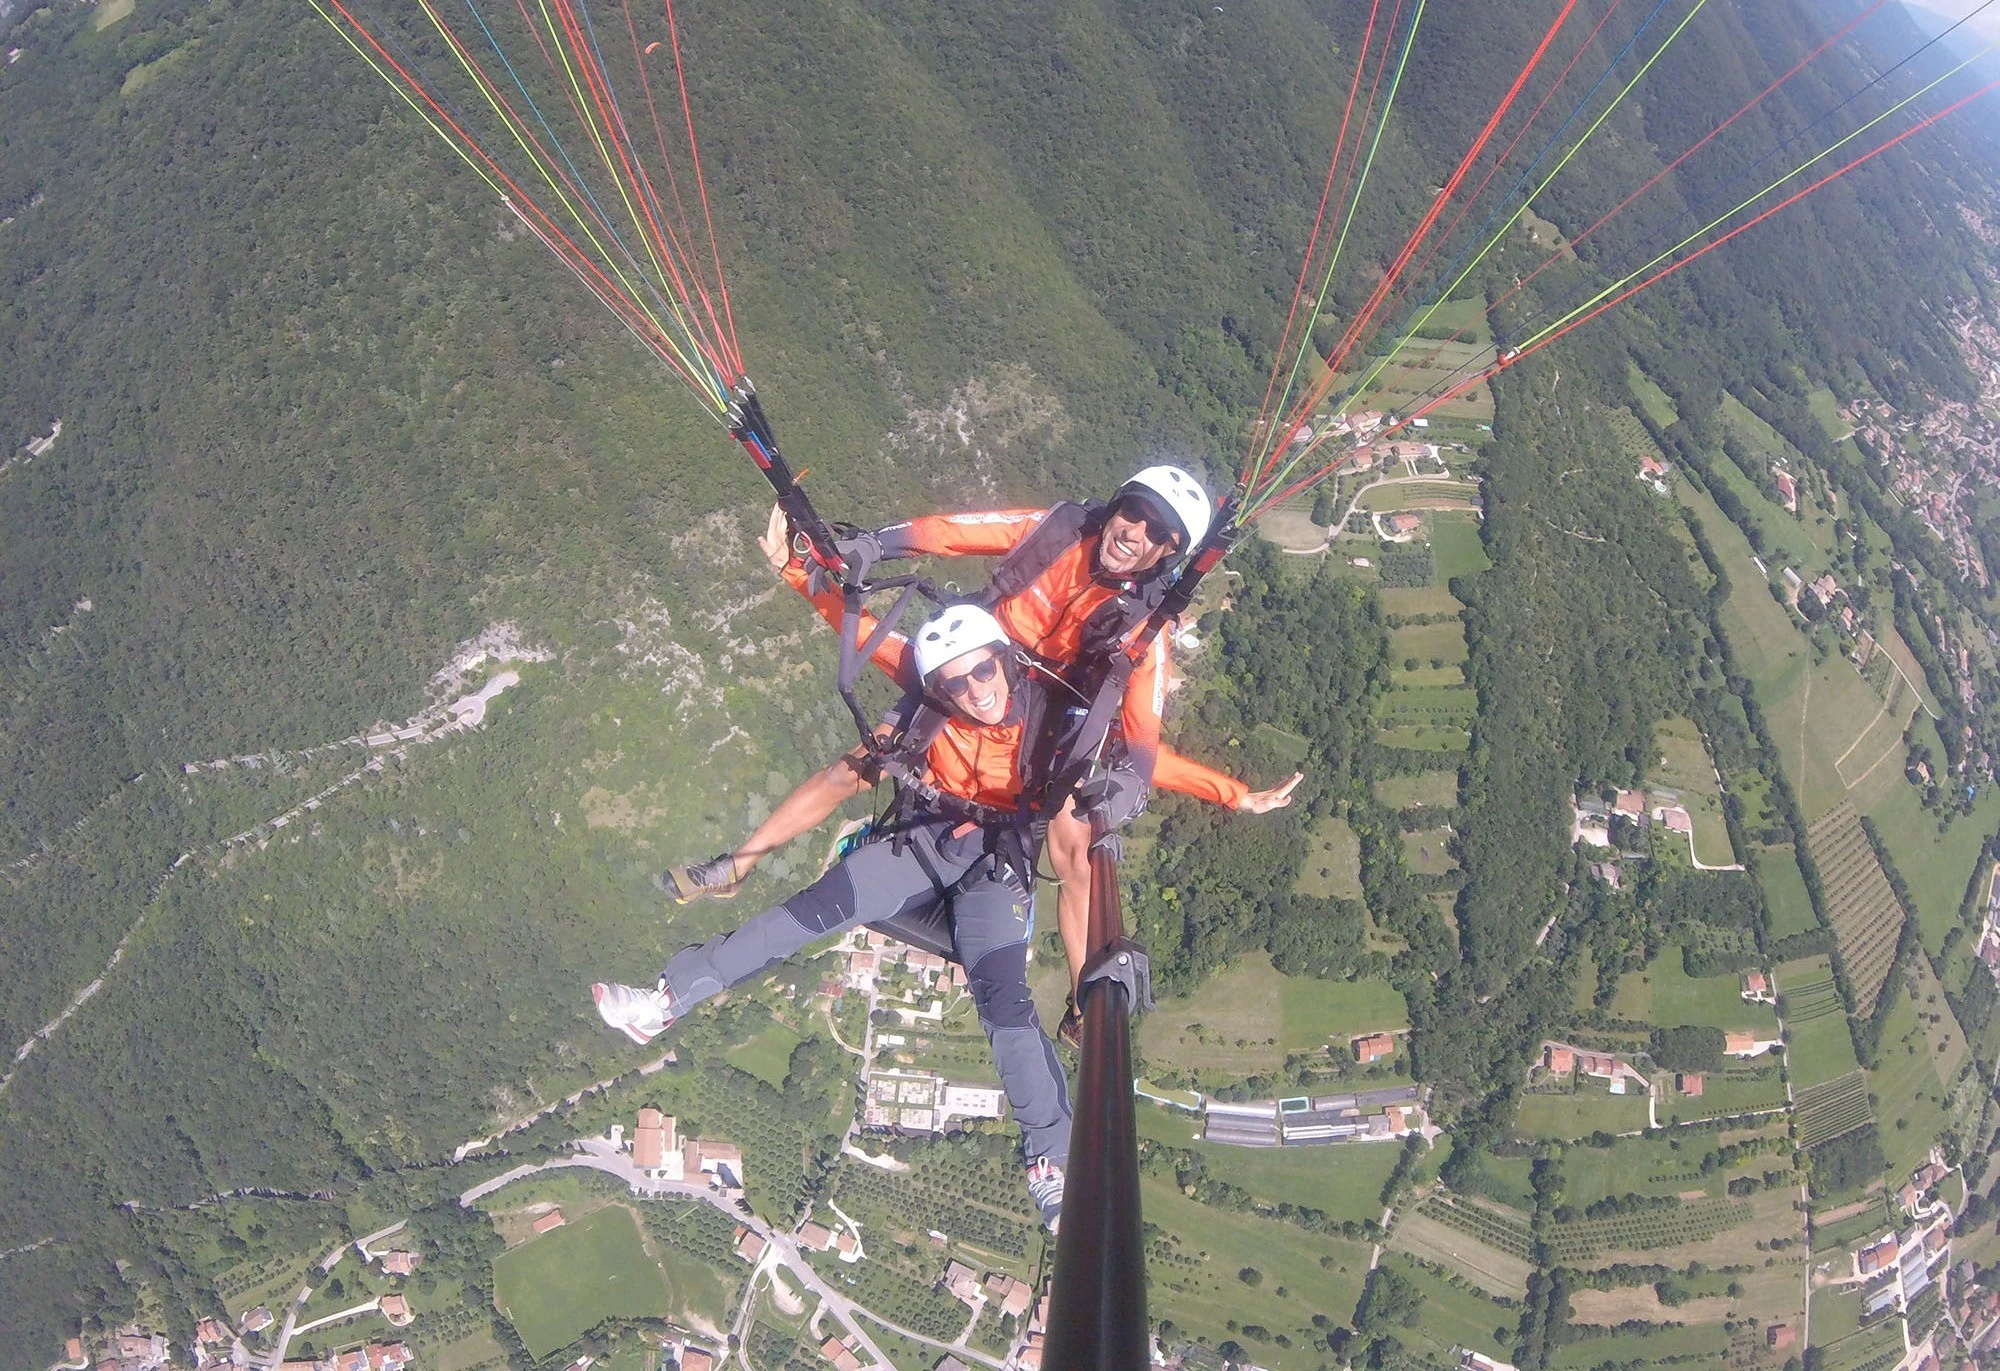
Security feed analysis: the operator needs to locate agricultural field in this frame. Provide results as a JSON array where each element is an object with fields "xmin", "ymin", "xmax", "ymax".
[
  {"xmin": 1807, "ymin": 803, "xmax": 1907, "ymax": 1012},
  {"xmin": 1779, "ymin": 958, "xmax": 1863, "ymax": 1088},
  {"xmin": 1548, "ymin": 1323, "xmax": 1731, "ymax": 1370},
  {"xmin": 1810, "ymin": 1319, "xmax": 1906, "ymax": 1371},
  {"xmin": 1136, "ymin": 1106, "xmax": 1404, "ymax": 1224},
  {"xmin": 1375, "ymin": 684, "xmax": 1476, "ymax": 746},
  {"xmin": 1388, "ymin": 621, "xmax": 1470, "ymax": 669},
  {"xmin": 1430, "ymin": 512, "xmax": 1491, "ymax": 583},
  {"xmin": 832, "ymin": 1145, "xmax": 1040, "ymax": 1274},
  {"xmin": 1293, "ymin": 815, "xmax": 1363, "ymax": 901},
  {"xmin": 1374, "ymin": 770, "xmax": 1459, "ymax": 810},
  {"xmin": 1850, "ymin": 746, "xmax": 2000, "ymax": 953},
  {"xmin": 1606, "ymin": 408, "xmax": 1664, "ymax": 469},
  {"xmin": 1558, "ymin": 1133, "xmax": 1733, "ymax": 1207},
  {"xmin": 1390, "ymin": 1199, "xmax": 1534, "ymax": 1297},
  {"xmin": 1513, "ymin": 1086, "xmax": 1649, "ymax": 1142},
  {"xmin": 492, "ymin": 1206, "xmax": 676, "ymax": 1360},
  {"xmin": 1402, "ymin": 826, "xmax": 1458, "ymax": 879},
  {"xmin": 1373, "ymin": 1254, "xmax": 1518, "ymax": 1364},
  {"xmin": 1795, "ymin": 1072, "xmax": 1872, "ymax": 1149},
  {"xmin": 1136, "ymin": 955, "xmax": 1408, "ymax": 1078},
  {"xmin": 1378, "ymin": 583, "xmax": 1465, "ymax": 618},
  {"xmin": 1659, "ymin": 1063, "xmax": 1788, "ymax": 1123},
  {"xmin": 1139, "ymin": 1177, "xmax": 1374, "ymax": 1371},
  {"xmin": 1544, "ymin": 1196, "xmax": 1746, "ymax": 1265},
  {"xmin": 1650, "ymin": 714, "xmax": 1737, "ymax": 867},
  {"xmin": 724, "ymin": 1021, "xmax": 804, "ymax": 1089},
  {"xmin": 1864, "ymin": 976, "xmax": 1962, "ymax": 1180},
  {"xmin": 1629, "ymin": 364, "xmax": 1679, "ymax": 427},
  {"xmin": 1760, "ymin": 845, "xmax": 1820, "ymax": 940},
  {"xmin": 1609, "ymin": 946, "xmax": 1781, "ymax": 1032}
]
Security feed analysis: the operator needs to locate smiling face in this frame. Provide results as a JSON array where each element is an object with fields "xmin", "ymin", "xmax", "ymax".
[
  {"xmin": 1097, "ymin": 496, "xmax": 1183, "ymax": 578},
  {"xmin": 931, "ymin": 647, "xmax": 1010, "ymax": 725}
]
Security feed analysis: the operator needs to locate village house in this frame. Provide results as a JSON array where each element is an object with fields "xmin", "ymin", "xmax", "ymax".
[
  {"xmin": 239, "ymin": 1308, "xmax": 273, "ymax": 1334},
  {"xmin": 1677, "ymin": 1073, "xmax": 1704, "ymax": 1097},
  {"xmin": 1767, "ymin": 1323, "xmax": 1796, "ymax": 1350},
  {"xmin": 798, "ymin": 1221, "xmax": 835, "ymax": 1251},
  {"xmin": 734, "ymin": 1227, "xmax": 768, "ymax": 1263},
  {"xmin": 1383, "ymin": 512, "xmax": 1423, "ymax": 537},
  {"xmin": 1858, "ymin": 1234, "xmax": 1898, "ymax": 1276},
  {"xmin": 1653, "ymin": 804, "xmax": 1692, "ymax": 835},
  {"xmin": 532, "ymin": 1209, "xmax": 566, "ymax": 1235},
  {"xmin": 819, "ymin": 1335, "xmax": 863, "ymax": 1371},
  {"xmin": 377, "ymin": 1249, "xmax": 420, "ymax": 1277},
  {"xmin": 1742, "ymin": 970, "xmax": 1774, "ymax": 1003},
  {"xmin": 1723, "ymin": 1030, "xmax": 1782, "ymax": 1058},
  {"xmin": 1640, "ymin": 452, "xmax": 1670, "ymax": 481},
  {"xmin": 686, "ymin": 1138, "xmax": 746, "ymax": 1193},
  {"xmin": 680, "ymin": 1348, "xmax": 715, "ymax": 1371},
  {"xmin": 940, "ymin": 1083, "xmax": 1006, "ymax": 1121},
  {"xmin": 1773, "ymin": 468, "xmax": 1798, "ymax": 512},
  {"xmin": 1542, "ymin": 1044, "xmax": 1575, "ymax": 1076},
  {"xmin": 379, "ymin": 1294, "xmax": 413, "ymax": 1327},
  {"xmin": 195, "ymin": 1320, "xmax": 230, "ymax": 1347},
  {"xmin": 634, "ymin": 1106, "xmax": 685, "ymax": 1181},
  {"xmin": 833, "ymin": 1229, "xmax": 860, "ymax": 1260},
  {"xmin": 943, "ymin": 1260, "xmax": 982, "ymax": 1306},
  {"xmin": 1588, "ymin": 861, "xmax": 1622, "ymax": 889},
  {"xmin": 1612, "ymin": 790, "xmax": 1645, "ymax": 816},
  {"xmin": 1353, "ymin": 1032, "xmax": 1396, "ymax": 1064}
]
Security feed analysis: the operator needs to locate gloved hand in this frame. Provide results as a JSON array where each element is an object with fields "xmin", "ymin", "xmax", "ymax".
[{"xmin": 806, "ymin": 529, "xmax": 885, "ymax": 595}]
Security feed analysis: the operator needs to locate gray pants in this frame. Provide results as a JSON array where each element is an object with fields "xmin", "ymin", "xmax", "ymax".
[{"xmin": 661, "ymin": 818, "xmax": 1071, "ymax": 1167}]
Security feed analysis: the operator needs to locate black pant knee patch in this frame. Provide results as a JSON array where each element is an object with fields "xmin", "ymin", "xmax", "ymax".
[
  {"xmin": 968, "ymin": 943, "xmax": 1038, "ymax": 1031},
  {"xmin": 782, "ymin": 864, "xmax": 858, "ymax": 937}
]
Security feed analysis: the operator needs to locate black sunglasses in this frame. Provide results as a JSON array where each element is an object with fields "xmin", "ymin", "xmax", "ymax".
[
  {"xmin": 934, "ymin": 654, "xmax": 1002, "ymax": 698},
  {"xmin": 1111, "ymin": 496, "xmax": 1181, "ymax": 547}
]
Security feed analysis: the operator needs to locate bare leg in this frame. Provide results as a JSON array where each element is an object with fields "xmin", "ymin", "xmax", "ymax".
[
  {"xmin": 726, "ymin": 747, "xmax": 874, "ymax": 880},
  {"xmin": 1046, "ymin": 796, "xmax": 1091, "ymax": 996}
]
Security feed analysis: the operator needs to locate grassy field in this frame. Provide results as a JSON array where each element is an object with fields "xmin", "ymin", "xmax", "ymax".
[
  {"xmin": 1608, "ymin": 946, "xmax": 1780, "ymax": 1032},
  {"xmin": 1513, "ymin": 1088, "xmax": 1649, "ymax": 1141},
  {"xmin": 1851, "ymin": 745, "xmax": 2000, "ymax": 953},
  {"xmin": 1378, "ymin": 584, "xmax": 1464, "ymax": 617},
  {"xmin": 1812, "ymin": 1320, "xmax": 1906, "ymax": 1371},
  {"xmin": 1137, "ymin": 1104, "xmax": 1403, "ymax": 1223},
  {"xmin": 1560, "ymin": 1134, "xmax": 1722, "ymax": 1207},
  {"xmin": 1389, "ymin": 621, "xmax": 1470, "ymax": 668},
  {"xmin": 1778, "ymin": 957, "xmax": 1863, "ymax": 1088},
  {"xmin": 93, "ymin": 0, "xmax": 135, "ymax": 29},
  {"xmin": 1140, "ymin": 1176, "xmax": 1373, "ymax": 1370},
  {"xmin": 493, "ymin": 1206, "xmax": 676, "ymax": 1360},
  {"xmin": 1137, "ymin": 956, "xmax": 1408, "ymax": 1077},
  {"xmin": 1866, "ymin": 980, "xmax": 1958, "ymax": 1181},
  {"xmin": 1375, "ymin": 1254, "xmax": 1516, "ymax": 1363},
  {"xmin": 1375, "ymin": 723, "xmax": 1473, "ymax": 752},
  {"xmin": 1760, "ymin": 845, "xmax": 1820, "ymax": 939},
  {"xmin": 1386, "ymin": 1209, "xmax": 1534, "ymax": 1298},
  {"xmin": 1431, "ymin": 512, "xmax": 1491, "ymax": 583},
  {"xmin": 1549, "ymin": 1323, "xmax": 1731, "ymax": 1370},
  {"xmin": 1402, "ymin": 826, "xmax": 1458, "ymax": 878},
  {"xmin": 1374, "ymin": 770, "xmax": 1459, "ymax": 809},
  {"xmin": 1650, "ymin": 715, "xmax": 1738, "ymax": 866},
  {"xmin": 724, "ymin": 1021, "xmax": 804, "ymax": 1089},
  {"xmin": 1629, "ymin": 363, "xmax": 1679, "ymax": 427},
  {"xmin": 1294, "ymin": 815, "xmax": 1363, "ymax": 901},
  {"xmin": 1659, "ymin": 1064, "xmax": 1789, "ymax": 1124}
]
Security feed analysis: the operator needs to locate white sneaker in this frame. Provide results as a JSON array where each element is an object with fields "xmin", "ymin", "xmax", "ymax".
[
  {"xmin": 591, "ymin": 981, "xmax": 675, "ymax": 1045},
  {"xmin": 1025, "ymin": 1157, "xmax": 1065, "ymax": 1235}
]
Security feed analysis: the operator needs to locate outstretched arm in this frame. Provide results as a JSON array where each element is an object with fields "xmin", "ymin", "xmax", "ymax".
[
  {"xmin": 761, "ymin": 505, "xmax": 923, "ymax": 691},
  {"xmin": 874, "ymin": 509, "xmax": 1048, "ymax": 560}
]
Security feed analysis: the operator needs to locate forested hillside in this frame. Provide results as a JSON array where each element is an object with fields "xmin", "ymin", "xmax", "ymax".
[{"xmin": 5, "ymin": 0, "xmax": 2000, "ymax": 1362}]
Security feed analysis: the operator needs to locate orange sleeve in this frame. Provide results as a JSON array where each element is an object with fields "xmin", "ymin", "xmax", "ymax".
[
  {"xmin": 780, "ymin": 562, "xmax": 919, "ymax": 691},
  {"xmin": 1123, "ymin": 635, "xmax": 1249, "ymax": 807},
  {"xmin": 877, "ymin": 509, "xmax": 1048, "ymax": 559},
  {"xmin": 1153, "ymin": 745, "xmax": 1251, "ymax": 809}
]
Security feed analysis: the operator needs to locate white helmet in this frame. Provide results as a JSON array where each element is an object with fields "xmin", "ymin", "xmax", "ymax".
[
  {"xmin": 912, "ymin": 604, "xmax": 1011, "ymax": 681},
  {"xmin": 1118, "ymin": 464, "xmax": 1212, "ymax": 550}
]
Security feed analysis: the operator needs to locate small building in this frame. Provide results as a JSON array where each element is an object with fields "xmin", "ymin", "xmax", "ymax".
[
  {"xmin": 378, "ymin": 1250, "xmax": 421, "ymax": 1277},
  {"xmin": 1353, "ymin": 1032, "xmax": 1396, "ymax": 1064},
  {"xmin": 634, "ymin": 1107, "xmax": 684, "ymax": 1180},
  {"xmin": 941, "ymin": 1083, "xmax": 1006, "ymax": 1120},
  {"xmin": 196, "ymin": 1319, "xmax": 231, "ymax": 1346},
  {"xmin": 686, "ymin": 1138, "xmax": 746, "ymax": 1192},
  {"xmin": 1742, "ymin": 970, "xmax": 1773, "ymax": 1003},
  {"xmin": 1612, "ymin": 790, "xmax": 1646, "ymax": 815},
  {"xmin": 798, "ymin": 1222, "xmax": 835, "ymax": 1251},
  {"xmin": 1384, "ymin": 512, "xmax": 1423, "ymax": 536},
  {"xmin": 735, "ymin": 1228, "xmax": 768, "ymax": 1263},
  {"xmin": 1858, "ymin": 1235, "xmax": 1898, "ymax": 1275},
  {"xmin": 1543, "ymin": 1045, "xmax": 1575, "ymax": 1075},
  {"xmin": 380, "ymin": 1294, "xmax": 413, "ymax": 1327},
  {"xmin": 935, "ymin": 1358, "xmax": 970, "ymax": 1371},
  {"xmin": 1654, "ymin": 804, "xmax": 1693, "ymax": 835},
  {"xmin": 240, "ymin": 1308, "xmax": 274, "ymax": 1334},
  {"xmin": 1723, "ymin": 1030, "xmax": 1780, "ymax": 1058},
  {"xmin": 1774, "ymin": 468, "xmax": 1798, "ymax": 512},
  {"xmin": 833, "ymin": 1230, "xmax": 859, "ymax": 1259},
  {"xmin": 681, "ymin": 1350, "xmax": 715, "ymax": 1371},
  {"xmin": 1640, "ymin": 452, "xmax": 1670, "ymax": 479},
  {"xmin": 532, "ymin": 1209, "xmax": 566, "ymax": 1235},
  {"xmin": 1000, "ymin": 1278, "xmax": 1035, "ymax": 1321},
  {"xmin": 1767, "ymin": 1323, "xmax": 1795, "ymax": 1350},
  {"xmin": 1677, "ymin": 1073, "xmax": 1704, "ymax": 1097},
  {"xmin": 820, "ymin": 1336, "xmax": 863, "ymax": 1371},
  {"xmin": 943, "ymin": 1260, "xmax": 981, "ymax": 1305}
]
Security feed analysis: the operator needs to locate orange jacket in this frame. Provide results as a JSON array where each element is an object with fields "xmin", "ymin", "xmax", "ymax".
[{"xmin": 874, "ymin": 509, "xmax": 1248, "ymax": 808}]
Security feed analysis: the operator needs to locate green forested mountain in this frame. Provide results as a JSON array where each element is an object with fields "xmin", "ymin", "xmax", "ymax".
[{"xmin": 5, "ymin": 0, "xmax": 2000, "ymax": 1362}]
